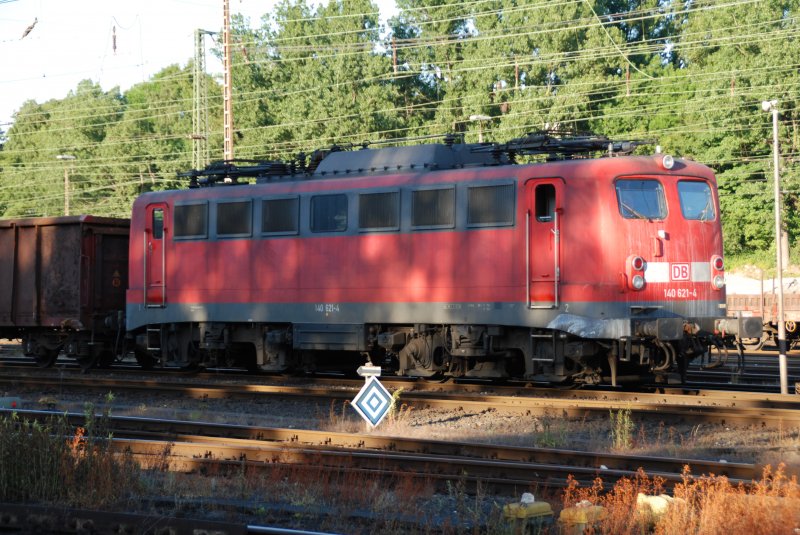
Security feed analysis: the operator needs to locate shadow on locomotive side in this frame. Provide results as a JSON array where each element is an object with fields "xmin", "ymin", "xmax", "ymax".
[{"xmin": 0, "ymin": 132, "xmax": 763, "ymax": 386}]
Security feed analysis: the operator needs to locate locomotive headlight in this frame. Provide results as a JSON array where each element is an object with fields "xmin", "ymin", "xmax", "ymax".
[
  {"xmin": 711, "ymin": 255, "xmax": 724, "ymax": 271},
  {"xmin": 631, "ymin": 256, "xmax": 645, "ymax": 271},
  {"xmin": 632, "ymin": 274, "xmax": 646, "ymax": 290},
  {"xmin": 712, "ymin": 275, "xmax": 725, "ymax": 289},
  {"xmin": 661, "ymin": 154, "xmax": 675, "ymax": 170}
]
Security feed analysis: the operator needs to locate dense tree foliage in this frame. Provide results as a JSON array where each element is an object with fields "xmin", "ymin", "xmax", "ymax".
[{"xmin": 0, "ymin": 0, "xmax": 797, "ymax": 263}]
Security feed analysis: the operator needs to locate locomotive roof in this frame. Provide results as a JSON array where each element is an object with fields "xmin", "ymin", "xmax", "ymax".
[
  {"xmin": 178, "ymin": 131, "xmax": 656, "ymax": 187},
  {"xmin": 312, "ymin": 142, "xmax": 505, "ymax": 177}
]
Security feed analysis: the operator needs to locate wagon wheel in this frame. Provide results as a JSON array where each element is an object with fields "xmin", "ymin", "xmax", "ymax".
[{"xmin": 33, "ymin": 348, "xmax": 59, "ymax": 368}]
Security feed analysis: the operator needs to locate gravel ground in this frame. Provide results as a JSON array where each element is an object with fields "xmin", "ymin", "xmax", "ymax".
[
  {"xmin": 5, "ymin": 375, "xmax": 800, "ymax": 468},
  {"xmin": 3, "ymin": 367, "xmax": 800, "ymax": 533}
]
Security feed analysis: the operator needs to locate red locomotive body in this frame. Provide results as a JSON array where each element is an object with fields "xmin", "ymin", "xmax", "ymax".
[{"xmin": 125, "ymin": 136, "xmax": 760, "ymax": 384}]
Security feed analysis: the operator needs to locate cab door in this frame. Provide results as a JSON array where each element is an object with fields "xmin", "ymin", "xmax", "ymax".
[
  {"xmin": 144, "ymin": 203, "xmax": 167, "ymax": 307},
  {"xmin": 527, "ymin": 180, "xmax": 562, "ymax": 308}
]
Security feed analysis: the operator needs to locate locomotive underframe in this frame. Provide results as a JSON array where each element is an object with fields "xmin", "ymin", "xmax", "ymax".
[{"xmin": 132, "ymin": 318, "xmax": 725, "ymax": 384}]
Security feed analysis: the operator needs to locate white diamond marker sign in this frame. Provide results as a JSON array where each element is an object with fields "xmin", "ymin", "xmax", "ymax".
[{"xmin": 352, "ymin": 375, "xmax": 392, "ymax": 428}]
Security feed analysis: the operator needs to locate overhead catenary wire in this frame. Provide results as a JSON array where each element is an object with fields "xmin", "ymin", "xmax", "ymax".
[
  {"xmin": 0, "ymin": 0, "xmax": 788, "ymax": 134},
  {"xmin": 5, "ymin": 12, "xmax": 798, "ymax": 140},
  {"xmin": 4, "ymin": 68, "xmax": 799, "ymax": 170},
  {"xmin": 5, "ymin": 68, "xmax": 799, "ymax": 165},
  {"xmin": 4, "ymin": 89, "xmax": 792, "ymax": 183},
  {"xmin": 2, "ymin": 0, "xmax": 797, "ymax": 210}
]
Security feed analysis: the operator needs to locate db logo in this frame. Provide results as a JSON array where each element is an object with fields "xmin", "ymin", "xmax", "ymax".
[{"xmin": 670, "ymin": 263, "xmax": 690, "ymax": 281}]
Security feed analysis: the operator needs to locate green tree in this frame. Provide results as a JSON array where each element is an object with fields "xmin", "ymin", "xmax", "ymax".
[
  {"xmin": 1, "ymin": 81, "xmax": 124, "ymax": 217},
  {"xmin": 98, "ymin": 64, "xmax": 211, "ymax": 215},
  {"xmin": 229, "ymin": 0, "xmax": 403, "ymax": 161},
  {"xmin": 666, "ymin": 0, "xmax": 800, "ymax": 256}
]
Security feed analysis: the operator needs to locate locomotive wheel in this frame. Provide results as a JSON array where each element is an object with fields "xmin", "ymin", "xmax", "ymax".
[
  {"xmin": 134, "ymin": 348, "xmax": 156, "ymax": 370},
  {"xmin": 179, "ymin": 342, "xmax": 201, "ymax": 371},
  {"xmin": 179, "ymin": 361, "xmax": 200, "ymax": 372},
  {"xmin": 33, "ymin": 348, "xmax": 59, "ymax": 368},
  {"xmin": 423, "ymin": 373, "xmax": 448, "ymax": 383},
  {"xmin": 76, "ymin": 354, "xmax": 98, "ymax": 371},
  {"xmin": 96, "ymin": 350, "xmax": 116, "ymax": 369}
]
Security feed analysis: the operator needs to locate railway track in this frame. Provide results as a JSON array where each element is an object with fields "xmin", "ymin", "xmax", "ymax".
[
  {"xmin": 3, "ymin": 408, "xmax": 769, "ymax": 494},
  {"xmin": 687, "ymin": 347, "xmax": 800, "ymax": 388},
  {"xmin": 3, "ymin": 369, "xmax": 800, "ymax": 429},
  {"xmin": 5, "ymin": 341, "xmax": 800, "ymax": 390},
  {"xmin": 2, "ymin": 350, "xmax": 798, "ymax": 531},
  {"xmin": 4, "ymin": 340, "xmax": 800, "ymax": 393}
]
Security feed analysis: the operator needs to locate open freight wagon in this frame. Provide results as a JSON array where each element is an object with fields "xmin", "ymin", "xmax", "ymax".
[
  {"xmin": 728, "ymin": 292, "xmax": 800, "ymax": 350},
  {"xmin": 0, "ymin": 216, "xmax": 130, "ymax": 368}
]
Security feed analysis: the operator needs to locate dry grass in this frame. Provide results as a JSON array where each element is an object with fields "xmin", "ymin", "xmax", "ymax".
[
  {"xmin": 561, "ymin": 465, "xmax": 800, "ymax": 535},
  {"xmin": 3, "ymin": 404, "xmax": 800, "ymax": 533},
  {"xmin": 0, "ymin": 404, "xmax": 142, "ymax": 509},
  {"xmin": 5, "ymin": 389, "xmax": 800, "ymax": 532}
]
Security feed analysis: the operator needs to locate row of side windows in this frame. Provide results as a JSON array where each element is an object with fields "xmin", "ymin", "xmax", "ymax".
[{"xmin": 171, "ymin": 183, "xmax": 516, "ymax": 239}]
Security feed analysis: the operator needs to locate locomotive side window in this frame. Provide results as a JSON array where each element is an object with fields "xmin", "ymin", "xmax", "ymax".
[
  {"xmin": 174, "ymin": 203, "xmax": 208, "ymax": 238},
  {"xmin": 217, "ymin": 200, "xmax": 252, "ymax": 237},
  {"xmin": 359, "ymin": 191, "xmax": 399, "ymax": 231},
  {"xmin": 678, "ymin": 181, "xmax": 715, "ymax": 221},
  {"xmin": 262, "ymin": 197, "xmax": 299, "ymax": 234},
  {"xmin": 535, "ymin": 184, "xmax": 556, "ymax": 222},
  {"xmin": 615, "ymin": 180, "xmax": 666, "ymax": 220},
  {"xmin": 468, "ymin": 184, "xmax": 515, "ymax": 227},
  {"xmin": 412, "ymin": 187, "xmax": 455, "ymax": 228},
  {"xmin": 311, "ymin": 194, "xmax": 348, "ymax": 232}
]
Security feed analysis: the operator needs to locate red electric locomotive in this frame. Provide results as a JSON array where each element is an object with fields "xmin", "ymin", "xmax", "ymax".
[{"xmin": 124, "ymin": 133, "xmax": 760, "ymax": 384}]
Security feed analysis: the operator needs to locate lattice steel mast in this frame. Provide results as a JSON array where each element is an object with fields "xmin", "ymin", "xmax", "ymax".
[
  {"xmin": 192, "ymin": 29, "xmax": 215, "ymax": 170},
  {"xmin": 222, "ymin": 0, "xmax": 234, "ymax": 164}
]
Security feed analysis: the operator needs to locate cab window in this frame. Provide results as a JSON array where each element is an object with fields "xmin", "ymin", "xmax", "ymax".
[
  {"xmin": 615, "ymin": 180, "xmax": 666, "ymax": 220},
  {"xmin": 678, "ymin": 181, "xmax": 715, "ymax": 221}
]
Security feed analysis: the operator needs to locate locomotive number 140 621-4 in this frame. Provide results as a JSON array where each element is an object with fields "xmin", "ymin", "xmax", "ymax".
[{"xmin": 663, "ymin": 288, "xmax": 697, "ymax": 299}]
